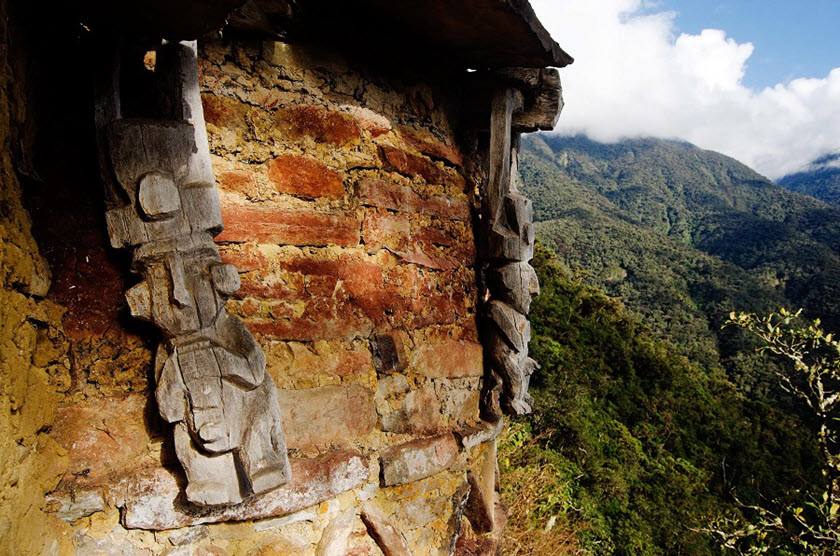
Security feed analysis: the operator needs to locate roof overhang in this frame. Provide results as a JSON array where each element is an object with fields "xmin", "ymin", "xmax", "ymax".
[{"xmin": 78, "ymin": 0, "xmax": 572, "ymax": 70}]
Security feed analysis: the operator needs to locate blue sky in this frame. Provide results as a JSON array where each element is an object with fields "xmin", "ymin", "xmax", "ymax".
[
  {"xmin": 660, "ymin": 0, "xmax": 840, "ymax": 89},
  {"xmin": 532, "ymin": 0, "xmax": 840, "ymax": 179}
]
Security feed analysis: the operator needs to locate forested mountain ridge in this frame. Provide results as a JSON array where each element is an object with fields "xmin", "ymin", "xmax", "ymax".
[
  {"xmin": 519, "ymin": 135, "xmax": 840, "ymax": 398},
  {"xmin": 523, "ymin": 135, "xmax": 840, "ymax": 242},
  {"xmin": 506, "ymin": 135, "xmax": 840, "ymax": 553},
  {"xmin": 778, "ymin": 153, "xmax": 840, "ymax": 208}
]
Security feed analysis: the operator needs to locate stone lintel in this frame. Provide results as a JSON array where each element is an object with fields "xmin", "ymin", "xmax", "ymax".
[{"xmin": 122, "ymin": 451, "xmax": 368, "ymax": 530}]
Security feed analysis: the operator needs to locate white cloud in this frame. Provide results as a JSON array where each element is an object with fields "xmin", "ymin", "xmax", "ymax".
[{"xmin": 532, "ymin": 0, "xmax": 840, "ymax": 179}]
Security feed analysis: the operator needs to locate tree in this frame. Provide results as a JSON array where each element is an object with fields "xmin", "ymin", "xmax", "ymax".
[{"xmin": 706, "ymin": 309, "xmax": 840, "ymax": 554}]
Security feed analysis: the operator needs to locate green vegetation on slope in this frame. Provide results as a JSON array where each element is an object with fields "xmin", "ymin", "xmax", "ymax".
[
  {"xmin": 502, "ymin": 136, "xmax": 840, "ymax": 553},
  {"xmin": 519, "ymin": 134, "xmax": 840, "ymax": 398},
  {"xmin": 501, "ymin": 246, "xmax": 823, "ymax": 555}
]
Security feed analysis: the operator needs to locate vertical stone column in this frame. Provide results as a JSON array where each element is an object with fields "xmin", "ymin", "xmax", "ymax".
[
  {"xmin": 479, "ymin": 86, "xmax": 540, "ymax": 421},
  {"xmin": 94, "ymin": 40, "xmax": 290, "ymax": 506}
]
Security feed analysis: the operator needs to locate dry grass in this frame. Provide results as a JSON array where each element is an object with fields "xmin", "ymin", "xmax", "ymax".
[{"xmin": 498, "ymin": 423, "xmax": 588, "ymax": 555}]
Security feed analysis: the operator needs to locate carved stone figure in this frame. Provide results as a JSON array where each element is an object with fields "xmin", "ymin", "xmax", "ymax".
[
  {"xmin": 95, "ymin": 40, "xmax": 290, "ymax": 506},
  {"xmin": 480, "ymin": 88, "xmax": 541, "ymax": 419}
]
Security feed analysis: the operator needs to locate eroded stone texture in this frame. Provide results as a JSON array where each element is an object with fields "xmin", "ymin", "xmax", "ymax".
[
  {"xmin": 267, "ymin": 154, "xmax": 345, "ymax": 199},
  {"xmin": 277, "ymin": 384, "xmax": 377, "ymax": 451},
  {"xmin": 122, "ymin": 451, "xmax": 368, "ymax": 530},
  {"xmin": 360, "ymin": 504, "xmax": 411, "ymax": 556},
  {"xmin": 95, "ymin": 41, "xmax": 290, "ymax": 506},
  {"xmin": 315, "ymin": 507, "xmax": 356, "ymax": 556},
  {"xmin": 380, "ymin": 434, "xmax": 460, "ymax": 487},
  {"xmin": 0, "ymin": 6, "xmax": 71, "ymax": 551},
  {"xmin": 49, "ymin": 394, "xmax": 160, "ymax": 489},
  {"xmin": 411, "ymin": 339, "xmax": 483, "ymax": 378},
  {"xmin": 217, "ymin": 204, "xmax": 361, "ymax": 247}
]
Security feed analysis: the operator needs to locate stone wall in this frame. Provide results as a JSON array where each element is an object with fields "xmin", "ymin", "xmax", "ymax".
[{"xmin": 1, "ymin": 15, "xmax": 502, "ymax": 552}]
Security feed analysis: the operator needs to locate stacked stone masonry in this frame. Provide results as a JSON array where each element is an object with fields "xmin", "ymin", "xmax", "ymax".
[{"xmin": 0, "ymin": 30, "xmax": 520, "ymax": 554}]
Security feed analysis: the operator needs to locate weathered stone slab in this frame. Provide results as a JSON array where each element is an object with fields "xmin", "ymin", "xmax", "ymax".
[
  {"xmin": 277, "ymin": 385, "xmax": 376, "ymax": 451},
  {"xmin": 201, "ymin": 93, "xmax": 250, "ymax": 133},
  {"xmin": 276, "ymin": 105, "xmax": 362, "ymax": 146},
  {"xmin": 380, "ymin": 434, "xmax": 460, "ymax": 487},
  {"xmin": 456, "ymin": 420, "xmax": 504, "ymax": 451},
  {"xmin": 47, "ymin": 489, "xmax": 106, "ymax": 522},
  {"xmin": 371, "ymin": 333, "xmax": 408, "ymax": 375},
  {"xmin": 217, "ymin": 204, "xmax": 360, "ymax": 247},
  {"xmin": 361, "ymin": 209, "xmax": 411, "ymax": 254},
  {"xmin": 265, "ymin": 341, "xmax": 371, "ymax": 389},
  {"xmin": 464, "ymin": 442, "xmax": 497, "ymax": 534},
  {"xmin": 378, "ymin": 145, "xmax": 450, "ymax": 186},
  {"xmin": 122, "ymin": 451, "xmax": 368, "ymax": 530},
  {"xmin": 267, "ymin": 154, "xmax": 345, "ymax": 199},
  {"xmin": 397, "ymin": 126, "xmax": 463, "ymax": 166},
  {"xmin": 315, "ymin": 507, "xmax": 356, "ymax": 556},
  {"xmin": 360, "ymin": 504, "xmax": 411, "ymax": 556},
  {"xmin": 247, "ymin": 307, "xmax": 374, "ymax": 342},
  {"xmin": 396, "ymin": 248, "xmax": 459, "ymax": 271},
  {"xmin": 380, "ymin": 386, "xmax": 443, "ymax": 436},
  {"xmin": 411, "ymin": 340, "xmax": 483, "ymax": 378},
  {"xmin": 357, "ymin": 178, "xmax": 470, "ymax": 221}
]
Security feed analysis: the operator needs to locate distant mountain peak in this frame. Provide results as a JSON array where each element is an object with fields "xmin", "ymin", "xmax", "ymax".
[
  {"xmin": 809, "ymin": 152, "xmax": 840, "ymax": 170},
  {"xmin": 778, "ymin": 152, "xmax": 840, "ymax": 208}
]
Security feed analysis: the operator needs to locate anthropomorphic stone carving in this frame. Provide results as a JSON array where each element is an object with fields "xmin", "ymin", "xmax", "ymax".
[
  {"xmin": 95, "ymin": 40, "xmax": 290, "ymax": 506},
  {"xmin": 480, "ymin": 88, "xmax": 541, "ymax": 419}
]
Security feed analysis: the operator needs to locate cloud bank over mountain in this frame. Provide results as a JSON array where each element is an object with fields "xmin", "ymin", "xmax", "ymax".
[{"xmin": 533, "ymin": 0, "xmax": 840, "ymax": 179}]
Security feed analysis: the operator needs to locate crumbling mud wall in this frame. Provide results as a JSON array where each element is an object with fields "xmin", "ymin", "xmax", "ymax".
[
  {"xmin": 0, "ymin": 0, "xmax": 71, "ymax": 551},
  {"xmin": 1, "ymin": 9, "xmax": 502, "ymax": 550}
]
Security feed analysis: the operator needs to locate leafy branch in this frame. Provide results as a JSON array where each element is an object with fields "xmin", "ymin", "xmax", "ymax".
[{"xmin": 704, "ymin": 309, "xmax": 840, "ymax": 554}]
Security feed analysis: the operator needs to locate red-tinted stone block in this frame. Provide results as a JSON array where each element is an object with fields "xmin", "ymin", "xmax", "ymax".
[
  {"xmin": 423, "ymin": 195, "xmax": 472, "ymax": 221},
  {"xmin": 247, "ymin": 298, "xmax": 374, "ymax": 341},
  {"xmin": 378, "ymin": 145, "xmax": 448, "ymax": 185},
  {"xmin": 397, "ymin": 126, "xmax": 463, "ymax": 166},
  {"xmin": 362, "ymin": 209, "xmax": 411, "ymax": 253},
  {"xmin": 218, "ymin": 244, "xmax": 268, "ymax": 273},
  {"xmin": 201, "ymin": 94, "xmax": 248, "ymax": 132},
  {"xmin": 397, "ymin": 249, "xmax": 459, "ymax": 271},
  {"xmin": 357, "ymin": 178, "xmax": 470, "ymax": 221},
  {"xmin": 277, "ymin": 105, "xmax": 362, "ymax": 145},
  {"xmin": 379, "ymin": 434, "xmax": 460, "ymax": 486},
  {"xmin": 218, "ymin": 170, "xmax": 255, "ymax": 196},
  {"xmin": 217, "ymin": 205, "xmax": 360, "ymax": 247},
  {"xmin": 411, "ymin": 339, "xmax": 484, "ymax": 378},
  {"xmin": 50, "ymin": 395, "xmax": 159, "ymax": 489},
  {"xmin": 267, "ymin": 154, "xmax": 345, "ymax": 199},
  {"xmin": 277, "ymin": 254, "xmax": 384, "ymax": 297},
  {"xmin": 416, "ymin": 225, "xmax": 456, "ymax": 247},
  {"xmin": 304, "ymin": 274, "xmax": 339, "ymax": 297}
]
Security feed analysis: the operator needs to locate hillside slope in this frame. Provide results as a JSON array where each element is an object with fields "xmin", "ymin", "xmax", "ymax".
[
  {"xmin": 500, "ymin": 246, "xmax": 821, "ymax": 555},
  {"xmin": 519, "ymin": 135, "xmax": 840, "ymax": 395}
]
